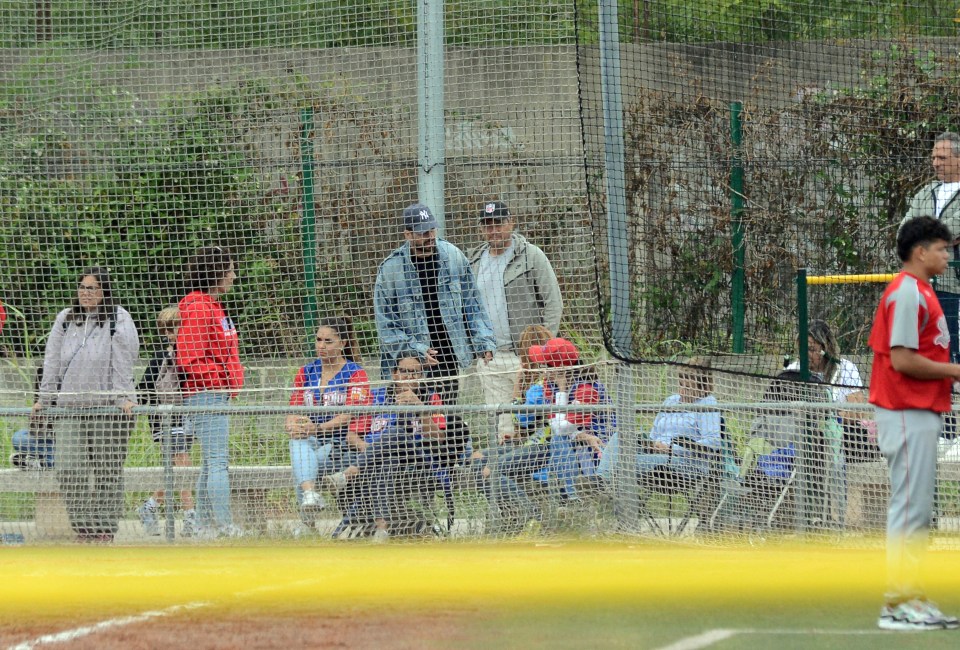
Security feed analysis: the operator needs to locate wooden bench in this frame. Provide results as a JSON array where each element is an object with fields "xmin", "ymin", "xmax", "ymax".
[
  {"xmin": 0, "ymin": 466, "xmax": 293, "ymax": 538},
  {"xmin": 845, "ymin": 461, "xmax": 960, "ymax": 530}
]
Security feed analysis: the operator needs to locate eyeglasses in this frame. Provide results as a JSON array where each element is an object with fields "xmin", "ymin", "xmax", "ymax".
[{"xmin": 78, "ymin": 285, "xmax": 101, "ymax": 293}]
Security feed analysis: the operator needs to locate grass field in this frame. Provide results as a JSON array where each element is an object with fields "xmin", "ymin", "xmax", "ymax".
[{"xmin": 2, "ymin": 540, "xmax": 959, "ymax": 648}]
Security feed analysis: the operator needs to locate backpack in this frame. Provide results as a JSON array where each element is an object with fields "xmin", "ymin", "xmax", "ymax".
[{"xmin": 154, "ymin": 350, "xmax": 183, "ymax": 406}]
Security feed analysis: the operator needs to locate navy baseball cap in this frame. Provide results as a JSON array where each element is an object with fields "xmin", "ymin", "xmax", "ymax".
[
  {"xmin": 403, "ymin": 203, "xmax": 438, "ymax": 233},
  {"xmin": 480, "ymin": 200, "xmax": 510, "ymax": 221}
]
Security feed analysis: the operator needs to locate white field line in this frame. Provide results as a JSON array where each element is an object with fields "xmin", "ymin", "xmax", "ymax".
[
  {"xmin": 653, "ymin": 629, "xmax": 739, "ymax": 650},
  {"xmin": 7, "ymin": 578, "xmax": 321, "ymax": 650},
  {"xmin": 7, "ymin": 602, "xmax": 209, "ymax": 650},
  {"xmin": 653, "ymin": 627, "xmax": 899, "ymax": 650}
]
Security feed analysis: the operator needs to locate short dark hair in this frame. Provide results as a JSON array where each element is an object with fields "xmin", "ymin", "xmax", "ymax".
[
  {"xmin": 185, "ymin": 246, "xmax": 234, "ymax": 292},
  {"xmin": 896, "ymin": 216, "xmax": 952, "ymax": 262}
]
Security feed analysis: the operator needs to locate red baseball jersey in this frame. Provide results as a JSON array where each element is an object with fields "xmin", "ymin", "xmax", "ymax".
[{"xmin": 868, "ymin": 271, "xmax": 952, "ymax": 412}]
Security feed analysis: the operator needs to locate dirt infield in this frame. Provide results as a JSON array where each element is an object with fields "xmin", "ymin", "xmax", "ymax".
[{"xmin": 1, "ymin": 608, "xmax": 472, "ymax": 649}]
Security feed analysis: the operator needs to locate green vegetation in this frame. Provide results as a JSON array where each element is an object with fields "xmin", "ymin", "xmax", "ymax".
[{"xmin": 1, "ymin": 1, "xmax": 955, "ymax": 49}]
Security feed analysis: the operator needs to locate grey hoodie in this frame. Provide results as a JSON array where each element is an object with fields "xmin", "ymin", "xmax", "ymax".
[{"xmin": 39, "ymin": 307, "xmax": 140, "ymax": 409}]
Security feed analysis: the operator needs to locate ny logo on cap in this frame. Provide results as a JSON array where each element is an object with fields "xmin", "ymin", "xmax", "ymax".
[
  {"xmin": 485, "ymin": 203, "xmax": 496, "ymax": 213},
  {"xmin": 418, "ymin": 209, "xmax": 431, "ymax": 222}
]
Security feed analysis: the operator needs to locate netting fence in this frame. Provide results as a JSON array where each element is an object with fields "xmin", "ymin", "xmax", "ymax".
[{"xmin": 1, "ymin": 2, "xmax": 959, "ymax": 545}]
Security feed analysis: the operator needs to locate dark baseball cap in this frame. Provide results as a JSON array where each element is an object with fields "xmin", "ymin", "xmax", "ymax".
[
  {"xmin": 403, "ymin": 203, "xmax": 438, "ymax": 233},
  {"xmin": 480, "ymin": 201, "xmax": 510, "ymax": 221}
]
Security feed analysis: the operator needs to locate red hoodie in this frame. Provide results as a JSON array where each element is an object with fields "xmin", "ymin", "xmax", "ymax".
[{"xmin": 176, "ymin": 291, "xmax": 244, "ymax": 396}]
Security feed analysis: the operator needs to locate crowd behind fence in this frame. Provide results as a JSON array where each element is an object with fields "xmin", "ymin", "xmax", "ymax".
[{"xmin": 3, "ymin": 360, "xmax": 959, "ymax": 546}]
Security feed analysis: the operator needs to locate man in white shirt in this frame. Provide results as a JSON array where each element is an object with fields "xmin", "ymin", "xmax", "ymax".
[
  {"xmin": 901, "ymin": 132, "xmax": 960, "ymax": 362},
  {"xmin": 468, "ymin": 201, "xmax": 563, "ymax": 435}
]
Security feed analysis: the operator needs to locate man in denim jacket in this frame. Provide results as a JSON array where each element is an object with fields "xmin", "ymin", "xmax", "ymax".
[{"xmin": 374, "ymin": 203, "xmax": 496, "ymax": 403}]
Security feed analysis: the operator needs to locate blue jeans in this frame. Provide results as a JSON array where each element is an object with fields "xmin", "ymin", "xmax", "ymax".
[
  {"xmin": 289, "ymin": 437, "xmax": 335, "ymax": 487},
  {"xmin": 187, "ymin": 391, "xmax": 232, "ymax": 529},
  {"xmin": 489, "ymin": 444, "xmax": 550, "ymax": 518},
  {"xmin": 12, "ymin": 428, "xmax": 55, "ymax": 468}
]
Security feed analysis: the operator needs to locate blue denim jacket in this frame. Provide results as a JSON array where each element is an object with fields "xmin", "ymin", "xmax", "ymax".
[{"xmin": 374, "ymin": 239, "xmax": 496, "ymax": 380}]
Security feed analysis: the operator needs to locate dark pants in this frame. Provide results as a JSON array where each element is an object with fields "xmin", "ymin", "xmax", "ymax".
[
  {"xmin": 55, "ymin": 414, "xmax": 133, "ymax": 538},
  {"xmin": 427, "ymin": 354, "xmax": 461, "ymax": 405}
]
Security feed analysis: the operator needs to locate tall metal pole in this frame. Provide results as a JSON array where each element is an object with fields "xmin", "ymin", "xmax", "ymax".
[
  {"xmin": 418, "ymin": 0, "xmax": 446, "ymax": 236},
  {"xmin": 600, "ymin": 0, "xmax": 630, "ymax": 354},
  {"xmin": 730, "ymin": 102, "xmax": 746, "ymax": 353},
  {"xmin": 599, "ymin": 0, "xmax": 638, "ymax": 530},
  {"xmin": 300, "ymin": 107, "xmax": 318, "ymax": 346}
]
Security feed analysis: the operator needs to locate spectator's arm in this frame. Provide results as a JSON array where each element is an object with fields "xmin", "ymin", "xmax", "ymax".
[
  {"xmin": 374, "ymin": 265, "xmax": 428, "ymax": 365},
  {"xmin": 38, "ymin": 310, "xmax": 68, "ymax": 408},
  {"xmin": 457, "ymin": 252, "xmax": 496, "ymax": 355},
  {"xmin": 531, "ymin": 246, "xmax": 563, "ymax": 336},
  {"xmin": 516, "ymin": 383, "xmax": 546, "ymax": 428},
  {"xmin": 111, "ymin": 310, "xmax": 140, "ymax": 409}
]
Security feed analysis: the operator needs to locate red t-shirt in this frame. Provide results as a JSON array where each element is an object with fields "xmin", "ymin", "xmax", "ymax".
[
  {"xmin": 176, "ymin": 291, "xmax": 244, "ymax": 396},
  {"xmin": 868, "ymin": 271, "xmax": 952, "ymax": 412}
]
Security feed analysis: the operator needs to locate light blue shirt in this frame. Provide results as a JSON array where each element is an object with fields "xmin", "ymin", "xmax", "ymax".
[{"xmin": 648, "ymin": 394, "xmax": 722, "ymax": 454}]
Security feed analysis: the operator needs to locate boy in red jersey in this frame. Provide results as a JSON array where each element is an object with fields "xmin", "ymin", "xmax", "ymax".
[{"xmin": 869, "ymin": 216, "xmax": 960, "ymax": 631}]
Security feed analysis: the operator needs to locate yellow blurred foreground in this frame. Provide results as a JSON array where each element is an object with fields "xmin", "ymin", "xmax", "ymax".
[{"xmin": 2, "ymin": 540, "xmax": 959, "ymax": 619}]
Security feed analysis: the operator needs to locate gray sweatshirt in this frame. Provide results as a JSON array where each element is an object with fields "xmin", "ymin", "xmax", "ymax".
[{"xmin": 39, "ymin": 307, "xmax": 140, "ymax": 409}]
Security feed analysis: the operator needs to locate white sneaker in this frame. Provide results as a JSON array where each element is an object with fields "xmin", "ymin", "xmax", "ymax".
[
  {"xmin": 914, "ymin": 599, "xmax": 960, "ymax": 630},
  {"xmin": 879, "ymin": 599, "xmax": 957, "ymax": 630},
  {"xmin": 181, "ymin": 509, "xmax": 197, "ymax": 538},
  {"xmin": 323, "ymin": 471, "xmax": 348, "ymax": 493},
  {"xmin": 218, "ymin": 524, "xmax": 245, "ymax": 539},
  {"xmin": 137, "ymin": 501, "xmax": 160, "ymax": 537},
  {"xmin": 301, "ymin": 490, "xmax": 326, "ymax": 512}
]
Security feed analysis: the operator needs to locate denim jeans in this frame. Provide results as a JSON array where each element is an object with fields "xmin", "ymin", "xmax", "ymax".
[
  {"xmin": 289, "ymin": 437, "xmax": 335, "ymax": 487},
  {"xmin": 488, "ymin": 444, "xmax": 550, "ymax": 518},
  {"xmin": 12, "ymin": 428, "xmax": 55, "ymax": 468},
  {"xmin": 187, "ymin": 391, "xmax": 232, "ymax": 530}
]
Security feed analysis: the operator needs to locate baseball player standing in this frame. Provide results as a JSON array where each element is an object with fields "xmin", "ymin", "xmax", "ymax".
[{"xmin": 869, "ymin": 215, "xmax": 960, "ymax": 631}]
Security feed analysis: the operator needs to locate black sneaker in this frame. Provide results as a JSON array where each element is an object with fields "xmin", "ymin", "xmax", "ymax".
[{"xmin": 10, "ymin": 453, "xmax": 42, "ymax": 470}]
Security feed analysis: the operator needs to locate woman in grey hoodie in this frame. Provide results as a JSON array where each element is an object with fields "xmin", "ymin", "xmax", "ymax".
[{"xmin": 34, "ymin": 267, "xmax": 139, "ymax": 543}]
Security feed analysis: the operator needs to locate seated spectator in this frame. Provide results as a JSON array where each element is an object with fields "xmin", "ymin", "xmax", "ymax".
[
  {"xmin": 475, "ymin": 337, "xmax": 611, "ymax": 524},
  {"xmin": 745, "ymin": 370, "xmax": 833, "ymax": 529},
  {"xmin": 470, "ymin": 325, "xmax": 554, "ymax": 528},
  {"xmin": 285, "ymin": 316, "xmax": 371, "ymax": 519},
  {"xmin": 786, "ymin": 319, "xmax": 874, "ymax": 463},
  {"xmin": 10, "ymin": 368, "xmax": 53, "ymax": 470},
  {"xmin": 598, "ymin": 357, "xmax": 721, "ymax": 488},
  {"xmin": 327, "ymin": 351, "xmax": 449, "ymax": 541}
]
